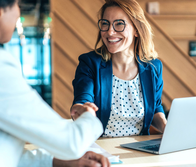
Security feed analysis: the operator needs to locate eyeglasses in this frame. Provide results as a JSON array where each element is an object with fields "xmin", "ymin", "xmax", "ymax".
[{"xmin": 98, "ymin": 19, "xmax": 126, "ymax": 32}]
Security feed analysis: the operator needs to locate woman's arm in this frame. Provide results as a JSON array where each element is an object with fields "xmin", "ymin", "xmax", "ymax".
[
  {"xmin": 152, "ymin": 60, "xmax": 167, "ymax": 133},
  {"xmin": 72, "ymin": 53, "xmax": 97, "ymax": 105}
]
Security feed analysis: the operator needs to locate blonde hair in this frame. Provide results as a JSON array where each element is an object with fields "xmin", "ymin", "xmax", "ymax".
[{"xmin": 95, "ymin": 0, "xmax": 158, "ymax": 62}]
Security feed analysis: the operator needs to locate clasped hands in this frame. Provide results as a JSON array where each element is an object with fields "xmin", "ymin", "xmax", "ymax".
[{"xmin": 70, "ymin": 102, "xmax": 99, "ymax": 120}]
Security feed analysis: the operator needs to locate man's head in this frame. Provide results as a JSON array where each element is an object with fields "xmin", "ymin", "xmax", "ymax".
[{"xmin": 0, "ymin": 0, "xmax": 20, "ymax": 43}]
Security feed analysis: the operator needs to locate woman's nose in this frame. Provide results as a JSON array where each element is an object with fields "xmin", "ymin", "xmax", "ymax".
[{"xmin": 107, "ymin": 24, "xmax": 116, "ymax": 35}]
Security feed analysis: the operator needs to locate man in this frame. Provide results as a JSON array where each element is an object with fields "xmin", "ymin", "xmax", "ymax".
[{"xmin": 0, "ymin": 0, "xmax": 109, "ymax": 166}]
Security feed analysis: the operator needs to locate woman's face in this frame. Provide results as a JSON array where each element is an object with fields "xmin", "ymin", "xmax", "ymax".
[
  {"xmin": 101, "ymin": 6, "xmax": 137, "ymax": 55},
  {"xmin": 0, "ymin": 1, "xmax": 20, "ymax": 43}
]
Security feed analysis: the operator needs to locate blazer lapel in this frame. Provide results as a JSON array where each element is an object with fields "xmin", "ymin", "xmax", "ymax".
[
  {"xmin": 100, "ymin": 60, "xmax": 113, "ymax": 131},
  {"xmin": 138, "ymin": 62, "xmax": 154, "ymax": 135}
]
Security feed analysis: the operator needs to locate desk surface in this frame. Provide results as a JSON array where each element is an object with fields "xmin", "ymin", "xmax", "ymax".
[
  {"xmin": 25, "ymin": 135, "xmax": 196, "ymax": 167},
  {"xmin": 96, "ymin": 135, "xmax": 196, "ymax": 167}
]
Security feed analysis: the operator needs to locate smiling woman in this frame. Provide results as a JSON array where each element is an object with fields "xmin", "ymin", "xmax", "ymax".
[{"xmin": 71, "ymin": 0, "xmax": 167, "ymax": 138}]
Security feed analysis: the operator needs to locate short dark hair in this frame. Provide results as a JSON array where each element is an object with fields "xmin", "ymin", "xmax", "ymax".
[{"xmin": 0, "ymin": 0, "xmax": 17, "ymax": 9}]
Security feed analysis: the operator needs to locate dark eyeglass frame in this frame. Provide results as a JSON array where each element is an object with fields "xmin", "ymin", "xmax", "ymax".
[{"xmin": 98, "ymin": 19, "xmax": 126, "ymax": 32}]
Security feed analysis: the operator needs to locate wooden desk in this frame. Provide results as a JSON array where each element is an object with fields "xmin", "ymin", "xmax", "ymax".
[
  {"xmin": 25, "ymin": 135, "xmax": 196, "ymax": 167},
  {"xmin": 96, "ymin": 135, "xmax": 196, "ymax": 167}
]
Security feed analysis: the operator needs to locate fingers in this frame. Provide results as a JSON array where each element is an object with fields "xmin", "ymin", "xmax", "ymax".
[
  {"xmin": 70, "ymin": 104, "xmax": 82, "ymax": 113},
  {"xmin": 71, "ymin": 112, "xmax": 80, "ymax": 120},
  {"xmin": 70, "ymin": 104, "xmax": 83, "ymax": 117},
  {"xmin": 84, "ymin": 151, "xmax": 111, "ymax": 167},
  {"xmin": 84, "ymin": 102, "xmax": 99, "ymax": 112},
  {"xmin": 54, "ymin": 146, "xmax": 110, "ymax": 167},
  {"xmin": 70, "ymin": 103, "xmax": 98, "ymax": 119},
  {"xmin": 77, "ymin": 158, "xmax": 102, "ymax": 167}
]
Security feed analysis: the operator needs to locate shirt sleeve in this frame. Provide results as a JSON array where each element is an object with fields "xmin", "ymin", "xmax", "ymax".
[
  {"xmin": 0, "ymin": 130, "xmax": 25, "ymax": 167},
  {"xmin": 0, "ymin": 49, "xmax": 103, "ymax": 160},
  {"xmin": 17, "ymin": 149, "xmax": 53, "ymax": 167}
]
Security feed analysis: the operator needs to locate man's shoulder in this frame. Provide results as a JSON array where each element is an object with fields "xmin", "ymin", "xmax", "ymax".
[
  {"xmin": 0, "ymin": 48, "xmax": 21, "ymax": 70},
  {"xmin": 0, "ymin": 48, "xmax": 17, "ymax": 63},
  {"xmin": 0, "ymin": 48, "xmax": 12, "ymax": 59}
]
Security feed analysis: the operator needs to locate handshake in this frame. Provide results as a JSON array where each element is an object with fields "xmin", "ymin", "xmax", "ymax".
[{"xmin": 70, "ymin": 102, "xmax": 99, "ymax": 120}]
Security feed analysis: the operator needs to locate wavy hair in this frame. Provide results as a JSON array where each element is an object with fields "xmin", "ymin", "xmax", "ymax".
[{"xmin": 95, "ymin": 0, "xmax": 158, "ymax": 62}]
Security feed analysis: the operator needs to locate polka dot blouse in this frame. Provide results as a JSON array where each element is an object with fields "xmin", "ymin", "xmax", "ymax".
[{"xmin": 103, "ymin": 74, "xmax": 145, "ymax": 137}]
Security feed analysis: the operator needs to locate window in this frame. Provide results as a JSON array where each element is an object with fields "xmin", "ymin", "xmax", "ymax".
[{"xmin": 4, "ymin": 27, "xmax": 52, "ymax": 106}]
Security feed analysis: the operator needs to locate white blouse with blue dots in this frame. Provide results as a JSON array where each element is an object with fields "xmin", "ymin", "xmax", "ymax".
[{"xmin": 103, "ymin": 74, "xmax": 145, "ymax": 137}]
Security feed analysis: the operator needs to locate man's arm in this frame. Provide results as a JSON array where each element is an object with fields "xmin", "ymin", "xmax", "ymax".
[
  {"xmin": 17, "ymin": 149, "xmax": 110, "ymax": 167},
  {"xmin": 0, "ymin": 50, "xmax": 103, "ymax": 160},
  {"xmin": 17, "ymin": 149, "xmax": 53, "ymax": 167}
]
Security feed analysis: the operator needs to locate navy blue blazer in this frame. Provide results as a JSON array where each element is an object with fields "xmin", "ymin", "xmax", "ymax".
[{"xmin": 72, "ymin": 51, "xmax": 165, "ymax": 135}]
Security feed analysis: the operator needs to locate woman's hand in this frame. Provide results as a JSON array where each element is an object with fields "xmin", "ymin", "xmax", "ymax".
[
  {"xmin": 151, "ymin": 112, "xmax": 167, "ymax": 133},
  {"xmin": 70, "ymin": 102, "xmax": 99, "ymax": 120},
  {"xmin": 53, "ymin": 151, "xmax": 110, "ymax": 167}
]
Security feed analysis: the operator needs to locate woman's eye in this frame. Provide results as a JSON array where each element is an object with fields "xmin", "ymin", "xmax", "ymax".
[
  {"xmin": 116, "ymin": 22, "xmax": 124, "ymax": 26},
  {"xmin": 115, "ymin": 20, "xmax": 125, "ymax": 26},
  {"xmin": 102, "ymin": 22, "xmax": 109, "ymax": 26}
]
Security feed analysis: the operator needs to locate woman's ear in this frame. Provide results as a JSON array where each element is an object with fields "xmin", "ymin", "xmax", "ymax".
[{"xmin": 134, "ymin": 29, "xmax": 138, "ymax": 37}]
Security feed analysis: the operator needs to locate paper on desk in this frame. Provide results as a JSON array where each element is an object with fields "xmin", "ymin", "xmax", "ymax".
[{"xmin": 87, "ymin": 143, "xmax": 122, "ymax": 164}]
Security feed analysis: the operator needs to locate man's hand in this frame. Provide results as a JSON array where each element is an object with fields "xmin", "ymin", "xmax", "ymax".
[
  {"xmin": 53, "ymin": 151, "xmax": 110, "ymax": 167},
  {"xmin": 70, "ymin": 102, "xmax": 98, "ymax": 120}
]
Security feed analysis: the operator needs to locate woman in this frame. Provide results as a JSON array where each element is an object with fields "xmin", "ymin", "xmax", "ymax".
[
  {"xmin": 0, "ymin": 0, "xmax": 110, "ymax": 167},
  {"xmin": 71, "ymin": 0, "xmax": 167, "ymax": 137}
]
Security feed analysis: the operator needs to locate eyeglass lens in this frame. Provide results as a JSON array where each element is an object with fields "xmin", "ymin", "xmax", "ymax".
[{"xmin": 98, "ymin": 19, "xmax": 125, "ymax": 32}]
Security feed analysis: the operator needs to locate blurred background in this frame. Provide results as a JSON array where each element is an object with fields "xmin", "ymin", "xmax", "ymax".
[
  {"xmin": 2, "ymin": 0, "xmax": 196, "ymax": 119},
  {"xmin": 3, "ymin": 0, "xmax": 52, "ymax": 106}
]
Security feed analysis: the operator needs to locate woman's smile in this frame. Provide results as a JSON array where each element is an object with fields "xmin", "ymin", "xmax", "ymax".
[{"xmin": 107, "ymin": 37, "xmax": 122, "ymax": 43}]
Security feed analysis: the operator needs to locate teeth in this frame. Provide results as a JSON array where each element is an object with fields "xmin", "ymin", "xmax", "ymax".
[{"xmin": 108, "ymin": 39, "xmax": 121, "ymax": 42}]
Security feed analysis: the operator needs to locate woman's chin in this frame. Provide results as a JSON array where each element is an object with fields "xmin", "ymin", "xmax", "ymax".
[{"xmin": 107, "ymin": 49, "xmax": 119, "ymax": 54}]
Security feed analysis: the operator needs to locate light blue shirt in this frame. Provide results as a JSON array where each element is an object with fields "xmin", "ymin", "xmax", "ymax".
[{"xmin": 0, "ymin": 48, "xmax": 103, "ymax": 167}]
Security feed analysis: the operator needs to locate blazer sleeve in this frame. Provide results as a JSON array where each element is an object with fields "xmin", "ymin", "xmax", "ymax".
[
  {"xmin": 154, "ymin": 60, "xmax": 165, "ymax": 114},
  {"xmin": 72, "ymin": 53, "xmax": 96, "ymax": 105},
  {"xmin": 0, "ymin": 50, "xmax": 103, "ymax": 160}
]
